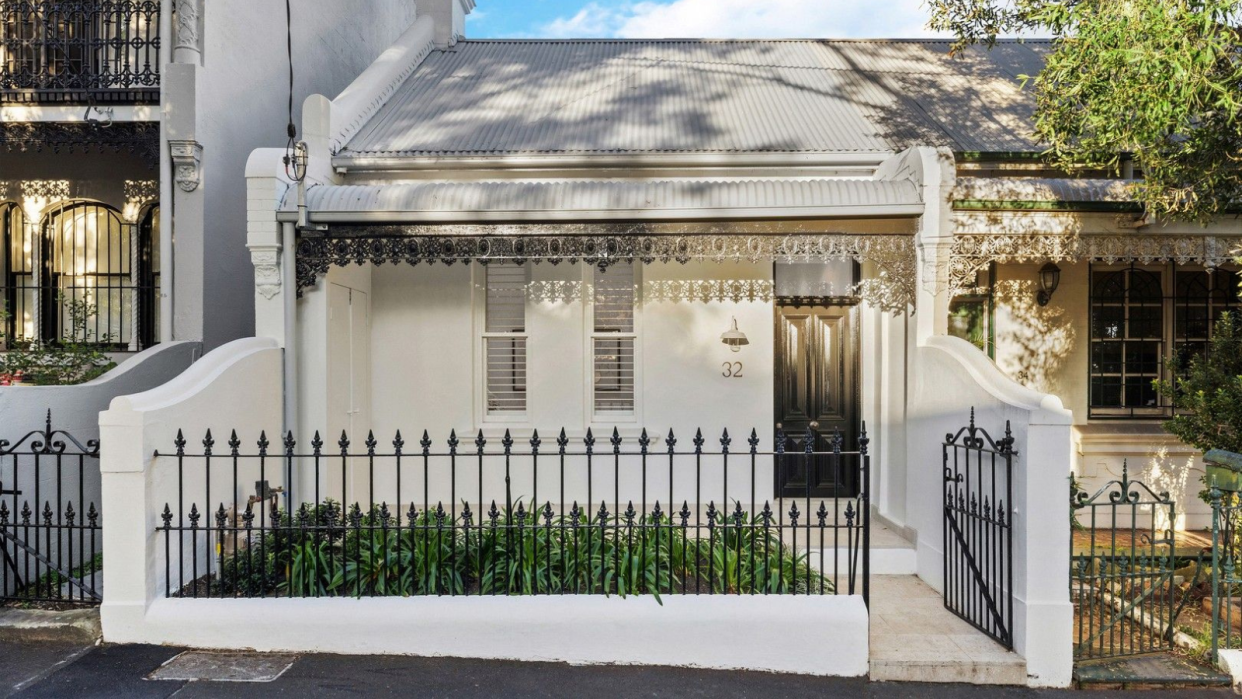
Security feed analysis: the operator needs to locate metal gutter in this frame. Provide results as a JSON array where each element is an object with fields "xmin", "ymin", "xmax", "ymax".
[
  {"xmin": 275, "ymin": 203, "xmax": 924, "ymax": 224},
  {"xmin": 331, "ymin": 151, "xmax": 896, "ymax": 173}
]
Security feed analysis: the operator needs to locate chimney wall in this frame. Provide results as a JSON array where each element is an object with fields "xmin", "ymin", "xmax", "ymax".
[{"xmin": 419, "ymin": 0, "xmax": 474, "ymax": 48}]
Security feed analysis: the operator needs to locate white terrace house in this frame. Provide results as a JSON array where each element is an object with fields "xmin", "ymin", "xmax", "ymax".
[
  {"xmin": 0, "ymin": 0, "xmax": 419, "ymax": 438},
  {"xmin": 95, "ymin": 0, "xmax": 1239, "ymax": 687}
]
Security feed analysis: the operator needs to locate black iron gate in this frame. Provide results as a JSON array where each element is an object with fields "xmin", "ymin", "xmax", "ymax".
[
  {"xmin": 1070, "ymin": 462, "xmax": 1199, "ymax": 660},
  {"xmin": 0, "ymin": 412, "xmax": 101, "ymax": 603},
  {"xmin": 943, "ymin": 408, "xmax": 1014, "ymax": 649}
]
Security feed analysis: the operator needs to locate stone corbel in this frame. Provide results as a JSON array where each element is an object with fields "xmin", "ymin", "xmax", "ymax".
[
  {"xmin": 251, "ymin": 249, "xmax": 282, "ymax": 300},
  {"xmin": 169, "ymin": 140, "xmax": 203, "ymax": 192}
]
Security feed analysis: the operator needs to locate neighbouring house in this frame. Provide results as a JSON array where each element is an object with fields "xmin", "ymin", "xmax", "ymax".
[
  {"xmin": 0, "ymin": 0, "xmax": 422, "ymax": 600},
  {"xmin": 88, "ymin": 0, "xmax": 1240, "ymax": 688}
]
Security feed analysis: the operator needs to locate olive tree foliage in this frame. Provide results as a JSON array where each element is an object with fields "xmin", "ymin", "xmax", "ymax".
[{"xmin": 928, "ymin": 0, "xmax": 1242, "ymax": 222}]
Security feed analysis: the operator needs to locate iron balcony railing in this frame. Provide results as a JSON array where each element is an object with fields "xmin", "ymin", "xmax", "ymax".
[
  {"xmin": 157, "ymin": 426, "xmax": 871, "ymax": 603},
  {"xmin": 0, "ymin": 1, "xmax": 161, "ymax": 104}
]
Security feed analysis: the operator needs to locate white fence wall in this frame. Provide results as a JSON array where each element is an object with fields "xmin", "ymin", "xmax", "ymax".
[
  {"xmin": 96, "ymin": 338, "xmax": 870, "ymax": 675},
  {"xmin": 905, "ymin": 335, "xmax": 1073, "ymax": 687},
  {"xmin": 99, "ymin": 338, "xmax": 283, "ymax": 637}
]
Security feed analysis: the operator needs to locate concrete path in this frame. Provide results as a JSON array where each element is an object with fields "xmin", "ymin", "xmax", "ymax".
[
  {"xmin": 0, "ymin": 641, "xmax": 1234, "ymax": 698},
  {"xmin": 870, "ymin": 575, "xmax": 1026, "ymax": 684}
]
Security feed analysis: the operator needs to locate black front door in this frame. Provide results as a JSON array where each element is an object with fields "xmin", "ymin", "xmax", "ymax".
[{"xmin": 774, "ymin": 301, "xmax": 858, "ymax": 498}]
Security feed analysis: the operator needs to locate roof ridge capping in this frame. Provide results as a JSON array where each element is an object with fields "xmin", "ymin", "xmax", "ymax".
[{"xmin": 326, "ymin": 15, "xmax": 437, "ymax": 154}]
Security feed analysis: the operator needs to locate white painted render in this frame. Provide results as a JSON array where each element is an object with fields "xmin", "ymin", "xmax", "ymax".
[
  {"xmin": 100, "ymin": 338, "xmax": 284, "ymax": 635},
  {"xmin": 109, "ymin": 595, "xmax": 869, "ymax": 677},
  {"xmin": 169, "ymin": 0, "xmax": 419, "ymax": 351}
]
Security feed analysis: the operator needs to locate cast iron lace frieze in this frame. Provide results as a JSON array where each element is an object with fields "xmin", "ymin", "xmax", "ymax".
[
  {"xmin": 295, "ymin": 225, "xmax": 917, "ymax": 313},
  {"xmin": 0, "ymin": 121, "xmax": 159, "ymax": 167},
  {"xmin": 950, "ymin": 233, "xmax": 1240, "ymax": 294}
]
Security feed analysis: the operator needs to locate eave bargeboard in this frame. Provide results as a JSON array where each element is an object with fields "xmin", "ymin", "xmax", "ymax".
[
  {"xmin": 295, "ymin": 224, "xmax": 917, "ymax": 313},
  {"xmin": 950, "ymin": 232, "xmax": 1240, "ymax": 293}
]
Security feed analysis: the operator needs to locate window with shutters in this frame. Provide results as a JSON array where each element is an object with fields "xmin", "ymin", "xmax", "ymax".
[
  {"xmin": 590, "ymin": 263, "xmax": 638, "ymax": 418},
  {"xmin": 482, "ymin": 263, "xmax": 528, "ymax": 417}
]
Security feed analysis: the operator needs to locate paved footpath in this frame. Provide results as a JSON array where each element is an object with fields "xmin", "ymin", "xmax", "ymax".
[{"xmin": 0, "ymin": 642, "xmax": 1235, "ymax": 698}]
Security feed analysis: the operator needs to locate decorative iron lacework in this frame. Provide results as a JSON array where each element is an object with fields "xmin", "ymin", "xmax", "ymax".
[
  {"xmin": 0, "ymin": 0, "xmax": 161, "ymax": 104},
  {"xmin": 949, "ymin": 233, "xmax": 1240, "ymax": 294},
  {"xmin": 0, "ymin": 121, "xmax": 159, "ymax": 166},
  {"xmin": 295, "ymin": 227, "xmax": 917, "ymax": 312}
]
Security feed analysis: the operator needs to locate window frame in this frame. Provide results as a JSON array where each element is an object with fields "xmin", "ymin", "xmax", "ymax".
[
  {"xmin": 584, "ymin": 262, "xmax": 642, "ymax": 427},
  {"xmin": 1088, "ymin": 261, "xmax": 1240, "ymax": 420},
  {"xmin": 475, "ymin": 261, "xmax": 531, "ymax": 424}
]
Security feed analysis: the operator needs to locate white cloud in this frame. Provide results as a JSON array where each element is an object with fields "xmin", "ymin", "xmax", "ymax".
[
  {"xmin": 540, "ymin": 2, "xmax": 624, "ymax": 38},
  {"xmin": 539, "ymin": 0, "xmax": 946, "ymax": 39}
]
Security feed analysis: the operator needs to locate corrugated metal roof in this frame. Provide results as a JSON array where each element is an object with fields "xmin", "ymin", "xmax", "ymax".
[
  {"xmin": 340, "ymin": 39, "xmax": 1048, "ymax": 159},
  {"xmin": 286, "ymin": 177, "xmax": 922, "ymax": 219},
  {"xmin": 953, "ymin": 177, "xmax": 1133, "ymax": 203}
]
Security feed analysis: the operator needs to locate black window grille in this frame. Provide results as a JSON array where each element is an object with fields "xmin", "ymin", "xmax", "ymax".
[
  {"xmin": 1, "ymin": 201, "xmax": 158, "ymax": 350},
  {"xmin": 1089, "ymin": 263, "xmax": 1240, "ymax": 419}
]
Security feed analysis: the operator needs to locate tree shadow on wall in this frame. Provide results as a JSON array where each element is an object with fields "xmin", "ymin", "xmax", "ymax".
[{"xmin": 994, "ymin": 279, "xmax": 1076, "ymax": 393}]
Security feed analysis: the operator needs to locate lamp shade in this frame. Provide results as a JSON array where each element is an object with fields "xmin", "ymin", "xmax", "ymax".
[
  {"xmin": 1037, "ymin": 263, "xmax": 1061, "ymax": 306},
  {"xmin": 720, "ymin": 317, "xmax": 749, "ymax": 352}
]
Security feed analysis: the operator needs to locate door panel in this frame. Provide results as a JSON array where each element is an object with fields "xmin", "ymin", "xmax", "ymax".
[{"xmin": 774, "ymin": 303, "xmax": 857, "ymax": 498}]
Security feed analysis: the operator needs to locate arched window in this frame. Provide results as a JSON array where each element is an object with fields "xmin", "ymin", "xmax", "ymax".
[
  {"xmin": 0, "ymin": 202, "xmax": 34, "ymax": 343},
  {"xmin": 41, "ymin": 202, "xmax": 132, "ymax": 345}
]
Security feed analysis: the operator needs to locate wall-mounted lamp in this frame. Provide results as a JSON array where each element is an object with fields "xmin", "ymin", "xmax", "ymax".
[
  {"xmin": 721, "ymin": 317, "xmax": 749, "ymax": 352},
  {"xmin": 1037, "ymin": 263, "xmax": 1061, "ymax": 307}
]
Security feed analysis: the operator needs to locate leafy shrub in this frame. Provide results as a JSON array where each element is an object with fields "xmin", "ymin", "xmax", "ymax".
[
  {"xmin": 201, "ymin": 498, "xmax": 833, "ymax": 600},
  {"xmin": 0, "ymin": 297, "xmax": 117, "ymax": 385}
]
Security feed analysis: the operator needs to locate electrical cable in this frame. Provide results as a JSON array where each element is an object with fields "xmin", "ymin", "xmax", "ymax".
[{"xmin": 282, "ymin": 0, "xmax": 304, "ymax": 182}]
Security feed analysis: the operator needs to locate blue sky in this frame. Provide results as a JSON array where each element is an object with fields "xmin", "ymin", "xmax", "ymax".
[{"xmin": 467, "ymin": 0, "xmax": 949, "ymax": 39}]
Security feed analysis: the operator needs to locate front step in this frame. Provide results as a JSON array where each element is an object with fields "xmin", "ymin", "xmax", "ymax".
[
  {"xmin": 869, "ymin": 575, "xmax": 1027, "ymax": 685},
  {"xmin": 870, "ymin": 657, "xmax": 1028, "ymax": 685}
]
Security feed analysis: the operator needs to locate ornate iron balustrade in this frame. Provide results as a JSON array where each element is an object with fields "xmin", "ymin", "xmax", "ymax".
[
  {"xmin": 157, "ymin": 425, "xmax": 871, "ymax": 602},
  {"xmin": 1, "ymin": 1, "xmax": 161, "ymax": 104}
]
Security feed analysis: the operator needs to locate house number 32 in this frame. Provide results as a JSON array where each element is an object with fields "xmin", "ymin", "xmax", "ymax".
[{"xmin": 722, "ymin": 361, "xmax": 743, "ymax": 378}]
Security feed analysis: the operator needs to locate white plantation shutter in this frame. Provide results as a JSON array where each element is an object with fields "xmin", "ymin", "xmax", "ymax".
[
  {"xmin": 484, "ymin": 263, "xmax": 527, "ymax": 415},
  {"xmin": 592, "ymin": 263, "xmax": 636, "ymax": 415}
]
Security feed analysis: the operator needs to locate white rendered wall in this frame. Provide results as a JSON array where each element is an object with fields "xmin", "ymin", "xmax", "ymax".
[
  {"xmin": 115, "ymin": 594, "xmax": 869, "ymax": 676},
  {"xmin": 905, "ymin": 146, "xmax": 1073, "ymax": 687},
  {"xmin": 178, "ymin": 0, "xmax": 417, "ymax": 350},
  {"xmin": 100, "ymin": 338, "xmax": 283, "ymax": 639},
  {"xmin": 349, "ymin": 260, "xmax": 778, "ymax": 510}
]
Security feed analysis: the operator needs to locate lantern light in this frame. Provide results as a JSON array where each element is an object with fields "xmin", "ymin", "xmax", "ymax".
[
  {"xmin": 1037, "ymin": 263, "xmax": 1061, "ymax": 306},
  {"xmin": 720, "ymin": 317, "xmax": 749, "ymax": 352}
]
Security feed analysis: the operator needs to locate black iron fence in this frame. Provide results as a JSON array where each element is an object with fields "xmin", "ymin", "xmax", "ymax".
[
  {"xmin": 157, "ymin": 425, "xmax": 871, "ymax": 603},
  {"xmin": 942, "ymin": 410, "xmax": 1014, "ymax": 649},
  {"xmin": 0, "ymin": 0, "xmax": 162, "ymax": 104},
  {"xmin": 0, "ymin": 412, "xmax": 101, "ymax": 604},
  {"xmin": 1071, "ymin": 462, "xmax": 1199, "ymax": 661}
]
